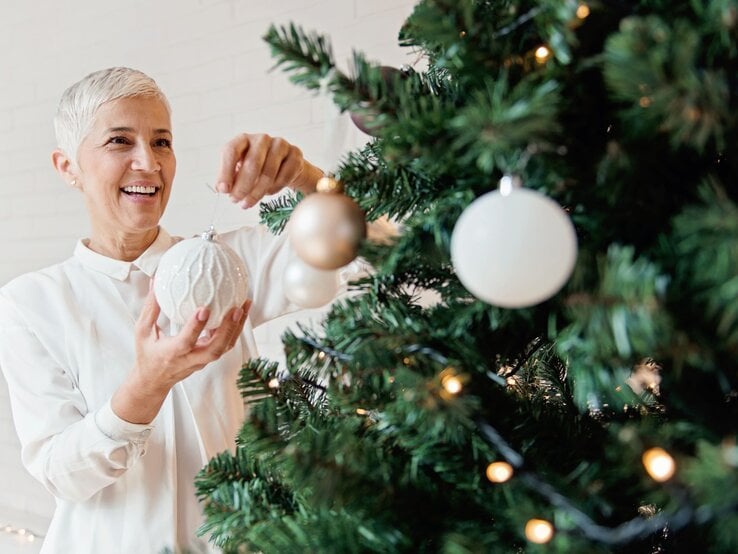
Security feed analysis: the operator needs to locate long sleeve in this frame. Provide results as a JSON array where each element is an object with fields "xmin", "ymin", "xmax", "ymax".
[
  {"xmin": 0, "ymin": 292, "xmax": 153, "ymax": 503},
  {"xmin": 222, "ymin": 224, "xmax": 300, "ymax": 328}
]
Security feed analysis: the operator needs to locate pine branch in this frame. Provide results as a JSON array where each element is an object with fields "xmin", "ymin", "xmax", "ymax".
[{"xmin": 258, "ymin": 191, "xmax": 301, "ymax": 235}]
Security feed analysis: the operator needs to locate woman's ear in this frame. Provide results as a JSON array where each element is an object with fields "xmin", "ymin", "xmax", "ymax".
[{"xmin": 51, "ymin": 149, "xmax": 81, "ymax": 190}]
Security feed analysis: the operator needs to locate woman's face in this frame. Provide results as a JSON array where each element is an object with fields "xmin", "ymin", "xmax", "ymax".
[{"xmin": 74, "ymin": 95, "xmax": 175, "ymax": 240}]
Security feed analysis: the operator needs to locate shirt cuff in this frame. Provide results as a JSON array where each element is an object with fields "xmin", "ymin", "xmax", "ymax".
[{"xmin": 94, "ymin": 399, "xmax": 154, "ymax": 444}]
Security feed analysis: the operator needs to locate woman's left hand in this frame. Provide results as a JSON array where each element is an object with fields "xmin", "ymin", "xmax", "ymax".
[{"xmin": 214, "ymin": 133, "xmax": 323, "ymax": 209}]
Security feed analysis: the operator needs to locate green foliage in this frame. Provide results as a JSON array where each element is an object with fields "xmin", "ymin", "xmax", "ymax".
[
  {"xmin": 201, "ymin": 0, "xmax": 738, "ymax": 552},
  {"xmin": 556, "ymin": 244, "xmax": 671, "ymax": 410}
]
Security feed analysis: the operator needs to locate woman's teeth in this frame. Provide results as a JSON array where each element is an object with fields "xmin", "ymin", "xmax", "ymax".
[{"xmin": 122, "ymin": 185, "xmax": 157, "ymax": 195}]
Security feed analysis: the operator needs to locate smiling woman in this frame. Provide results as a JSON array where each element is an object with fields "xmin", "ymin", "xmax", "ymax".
[
  {"xmin": 0, "ymin": 67, "xmax": 325, "ymax": 554},
  {"xmin": 53, "ymin": 95, "xmax": 175, "ymax": 261}
]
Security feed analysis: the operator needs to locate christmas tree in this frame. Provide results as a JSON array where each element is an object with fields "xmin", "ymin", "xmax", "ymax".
[{"xmin": 195, "ymin": 1, "xmax": 738, "ymax": 552}]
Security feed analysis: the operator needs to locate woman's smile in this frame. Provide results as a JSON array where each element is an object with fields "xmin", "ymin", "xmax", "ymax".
[{"xmin": 65, "ymin": 95, "xmax": 176, "ymax": 258}]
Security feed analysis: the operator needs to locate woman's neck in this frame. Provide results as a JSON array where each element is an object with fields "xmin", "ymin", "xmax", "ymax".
[{"xmin": 87, "ymin": 227, "xmax": 160, "ymax": 261}]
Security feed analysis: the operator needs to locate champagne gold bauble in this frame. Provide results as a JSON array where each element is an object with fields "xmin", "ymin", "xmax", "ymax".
[{"xmin": 289, "ymin": 177, "xmax": 366, "ymax": 270}]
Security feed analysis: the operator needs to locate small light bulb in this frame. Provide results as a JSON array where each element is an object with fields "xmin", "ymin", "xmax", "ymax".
[
  {"xmin": 17, "ymin": 528, "xmax": 26, "ymax": 535},
  {"xmin": 486, "ymin": 461, "xmax": 514, "ymax": 483},
  {"xmin": 317, "ymin": 352, "xmax": 326, "ymax": 360},
  {"xmin": 268, "ymin": 378, "xmax": 280, "ymax": 389},
  {"xmin": 535, "ymin": 45, "xmax": 551, "ymax": 63},
  {"xmin": 27, "ymin": 534, "xmax": 35, "ymax": 542},
  {"xmin": 525, "ymin": 519, "xmax": 554, "ymax": 544},
  {"xmin": 356, "ymin": 408, "xmax": 369, "ymax": 416},
  {"xmin": 442, "ymin": 375, "xmax": 463, "ymax": 394},
  {"xmin": 642, "ymin": 447, "xmax": 676, "ymax": 482},
  {"xmin": 3, "ymin": 526, "xmax": 11, "ymax": 533},
  {"xmin": 576, "ymin": 4, "xmax": 590, "ymax": 19}
]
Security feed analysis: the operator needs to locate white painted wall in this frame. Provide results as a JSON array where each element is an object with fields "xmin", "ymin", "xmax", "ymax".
[{"xmin": 0, "ymin": 0, "xmax": 416, "ymax": 549}]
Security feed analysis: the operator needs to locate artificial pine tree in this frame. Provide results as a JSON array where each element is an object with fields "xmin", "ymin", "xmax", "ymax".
[{"xmin": 195, "ymin": 1, "xmax": 738, "ymax": 552}]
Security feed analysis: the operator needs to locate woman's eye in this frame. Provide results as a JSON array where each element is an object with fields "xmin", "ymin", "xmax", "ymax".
[{"xmin": 106, "ymin": 136, "xmax": 130, "ymax": 145}]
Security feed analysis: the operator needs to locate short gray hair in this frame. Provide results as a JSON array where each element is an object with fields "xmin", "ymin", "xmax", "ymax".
[{"xmin": 54, "ymin": 67, "xmax": 171, "ymax": 164}]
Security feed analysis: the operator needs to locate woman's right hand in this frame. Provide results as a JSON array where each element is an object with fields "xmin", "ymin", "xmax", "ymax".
[{"xmin": 111, "ymin": 288, "xmax": 251, "ymax": 424}]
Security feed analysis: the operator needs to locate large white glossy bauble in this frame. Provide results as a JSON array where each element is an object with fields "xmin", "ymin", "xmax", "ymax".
[
  {"xmin": 154, "ymin": 230, "xmax": 249, "ymax": 329},
  {"xmin": 450, "ymin": 187, "xmax": 577, "ymax": 308},
  {"xmin": 283, "ymin": 256, "xmax": 340, "ymax": 309}
]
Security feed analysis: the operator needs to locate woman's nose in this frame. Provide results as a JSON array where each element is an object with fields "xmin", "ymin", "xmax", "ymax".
[{"xmin": 131, "ymin": 143, "xmax": 161, "ymax": 172}]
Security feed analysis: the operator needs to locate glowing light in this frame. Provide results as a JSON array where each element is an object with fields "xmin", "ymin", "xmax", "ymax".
[
  {"xmin": 486, "ymin": 461, "xmax": 514, "ymax": 483},
  {"xmin": 576, "ymin": 4, "xmax": 590, "ymax": 19},
  {"xmin": 355, "ymin": 408, "xmax": 369, "ymax": 416},
  {"xmin": 525, "ymin": 519, "xmax": 554, "ymax": 544},
  {"xmin": 442, "ymin": 374, "xmax": 463, "ymax": 395},
  {"xmin": 639, "ymin": 96, "xmax": 652, "ymax": 108},
  {"xmin": 535, "ymin": 45, "xmax": 551, "ymax": 63},
  {"xmin": 1, "ymin": 524, "xmax": 40, "ymax": 543},
  {"xmin": 642, "ymin": 447, "xmax": 676, "ymax": 482},
  {"xmin": 268, "ymin": 378, "xmax": 280, "ymax": 389},
  {"xmin": 317, "ymin": 351, "xmax": 326, "ymax": 360}
]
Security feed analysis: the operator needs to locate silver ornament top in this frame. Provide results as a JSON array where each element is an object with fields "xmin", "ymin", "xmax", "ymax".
[{"xmin": 200, "ymin": 224, "xmax": 218, "ymax": 241}]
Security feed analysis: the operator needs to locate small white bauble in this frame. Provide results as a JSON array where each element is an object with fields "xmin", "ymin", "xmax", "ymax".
[
  {"xmin": 450, "ymin": 187, "xmax": 577, "ymax": 308},
  {"xmin": 154, "ymin": 227, "xmax": 249, "ymax": 329},
  {"xmin": 283, "ymin": 256, "xmax": 340, "ymax": 309}
]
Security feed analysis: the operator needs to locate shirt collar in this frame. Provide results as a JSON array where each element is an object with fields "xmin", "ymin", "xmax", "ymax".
[{"xmin": 74, "ymin": 228, "xmax": 174, "ymax": 281}]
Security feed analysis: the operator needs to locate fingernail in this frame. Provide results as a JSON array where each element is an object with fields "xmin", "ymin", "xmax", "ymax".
[
  {"xmin": 197, "ymin": 308, "xmax": 210, "ymax": 322},
  {"xmin": 216, "ymin": 182, "xmax": 228, "ymax": 193},
  {"xmin": 232, "ymin": 307, "xmax": 244, "ymax": 322},
  {"xmin": 238, "ymin": 199, "xmax": 251, "ymax": 209}
]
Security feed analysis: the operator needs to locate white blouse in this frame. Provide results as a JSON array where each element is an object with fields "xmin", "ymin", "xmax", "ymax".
[{"xmin": 0, "ymin": 225, "xmax": 300, "ymax": 554}]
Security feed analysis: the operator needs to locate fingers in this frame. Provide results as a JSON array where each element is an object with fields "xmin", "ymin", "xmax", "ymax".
[
  {"xmin": 188, "ymin": 300, "xmax": 252, "ymax": 364},
  {"xmin": 216, "ymin": 133, "xmax": 305, "ymax": 209},
  {"xmin": 237, "ymin": 139, "xmax": 291, "ymax": 209},
  {"xmin": 274, "ymin": 146, "xmax": 305, "ymax": 190},
  {"xmin": 175, "ymin": 307, "xmax": 211, "ymax": 354},
  {"xmin": 228, "ymin": 299, "xmax": 251, "ymax": 349},
  {"xmin": 229, "ymin": 134, "xmax": 271, "ymax": 207},
  {"xmin": 215, "ymin": 134, "xmax": 250, "ymax": 194}
]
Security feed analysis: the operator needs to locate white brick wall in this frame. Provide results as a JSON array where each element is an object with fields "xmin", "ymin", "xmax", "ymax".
[{"xmin": 0, "ymin": 0, "xmax": 416, "ymax": 545}]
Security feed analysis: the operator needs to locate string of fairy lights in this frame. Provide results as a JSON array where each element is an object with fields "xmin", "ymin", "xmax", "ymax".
[{"xmin": 1, "ymin": 524, "xmax": 42, "ymax": 545}]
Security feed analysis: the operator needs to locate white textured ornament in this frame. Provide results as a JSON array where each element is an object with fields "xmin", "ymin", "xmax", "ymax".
[
  {"xmin": 154, "ymin": 227, "xmax": 249, "ymax": 329},
  {"xmin": 450, "ymin": 187, "xmax": 577, "ymax": 308},
  {"xmin": 283, "ymin": 256, "xmax": 340, "ymax": 309}
]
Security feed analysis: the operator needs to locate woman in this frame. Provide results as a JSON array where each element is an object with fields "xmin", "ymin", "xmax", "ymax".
[{"xmin": 0, "ymin": 67, "xmax": 324, "ymax": 553}]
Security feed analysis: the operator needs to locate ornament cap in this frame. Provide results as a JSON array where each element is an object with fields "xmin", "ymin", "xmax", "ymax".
[
  {"xmin": 200, "ymin": 225, "xmax": 218, "ymax": 241},
  {"xmin": 316, "ymin": 175, "xmax": 344, "ymax": 194}
]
